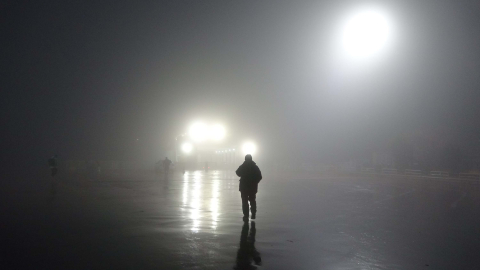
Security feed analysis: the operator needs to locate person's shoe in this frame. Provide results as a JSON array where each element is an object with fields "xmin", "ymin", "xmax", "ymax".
[
  {"xmin": 243, "ymin": 215, "xmax": 249, "ymax": 222},
  {"xmin": 251, "ymin": 213, "xmax": 256, "ymax": 219}
]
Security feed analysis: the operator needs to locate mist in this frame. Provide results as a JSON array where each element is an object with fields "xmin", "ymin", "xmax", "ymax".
[
  {"xmin": 4, "ymin": 1, "xmax": 480, "ymax": 269},
  {"xmin": 2, "ymin": 0, "xmax": 480, "ymax": 174}
]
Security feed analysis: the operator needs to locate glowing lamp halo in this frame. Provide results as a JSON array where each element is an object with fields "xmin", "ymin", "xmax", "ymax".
[
  {"xmin": 188, "ymin": 121, "xmax": 226, "ymax": 142},
  {"xmin": 242, "ymin": 141, "xmax": 257, "ymax": 155},
  {"xmin": 209, "ymin": 124, "xmax": 226, "ymax": 141},
  {"xmin": 181, "ymin": 142, "xmax": 193, "ymax": 154},
  {"xmin": 340, "ymin": 6, "xmax": 394, "ymax": 59},
  {"xmin": 188, "ymin": 122, "xmax": 208, "ymax": 142}
]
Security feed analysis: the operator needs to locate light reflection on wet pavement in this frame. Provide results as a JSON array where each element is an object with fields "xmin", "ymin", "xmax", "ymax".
[{"xmin": 2, "ymin": 170, "xmax": 480, "ymax": 269}]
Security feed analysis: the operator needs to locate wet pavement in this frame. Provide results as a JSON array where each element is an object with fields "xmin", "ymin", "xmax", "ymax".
[{"xmin": 2, "ymin": 170, "xmax": 480, "ymax": 269}]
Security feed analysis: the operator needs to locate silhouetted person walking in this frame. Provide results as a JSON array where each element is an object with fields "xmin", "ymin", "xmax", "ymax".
[
  {"xmin": 48, "ymin": 155, "xmax": 58, "ymax": 177},
  {"xmin": 236, "ymin": 154, "xmax": 262, "ymax": 221},
  {"xmin": 162, "ymin": 157, "xmax": 172, "ymax": 177},
  {"xmin": 47, "ymin": 155, "xmax": 58, "ymax": 202}
]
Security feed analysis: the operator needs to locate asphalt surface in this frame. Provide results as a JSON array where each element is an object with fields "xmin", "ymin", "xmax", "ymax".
[{"xmin": 1, "ymin": 170, "xmax": 480, "ymax": 269}]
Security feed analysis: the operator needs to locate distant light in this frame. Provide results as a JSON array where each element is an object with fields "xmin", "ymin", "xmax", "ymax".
[
  {"xmin": 188, "ymin": 122, "xmax": 226, "ymax": 142},
  {"xmin": 242, "ymin": 142, "xmax": 257, "ymax": 155},
  {"xmin": 181, "ymin": 142, "xmax": 193, "ymax": 154},
  {"xmin": 210, "ymin": 124, "xmax": 226, "ymax": 141},
  {"xmin": 189, "ymin": 122, "xmax": 208, "ymax": 142},
  {"xmin": 340, "ymin": 6, "xmax": 393, "ymax": 59}
]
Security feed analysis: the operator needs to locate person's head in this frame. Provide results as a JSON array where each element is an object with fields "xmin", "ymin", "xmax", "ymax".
[{"xmin": 245, "ymin": 154, "xmax": 252, "ymax": 161}]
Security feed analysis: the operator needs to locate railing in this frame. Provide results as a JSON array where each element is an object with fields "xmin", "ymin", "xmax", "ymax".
[
  {"xmin": 381, "ymin": 168, "xmax": 397, "ymax": 174},
  {"xmin": 361, "ymin": 168, "xmax": 375, "ymax": 173},
  {"xmin": 458, "ymin": 173, "xmax": 480, "ymax": 179},
  {"xmin": 405, "ymin": 169, "xmax": 422, "ymax": 175},
  {"xmin": 430, "ymin": 171, "xmax": 449, "ymax": 177}
]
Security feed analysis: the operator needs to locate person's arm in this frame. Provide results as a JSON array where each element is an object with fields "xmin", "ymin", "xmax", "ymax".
[
  {"xmin": 235, "ymin": 165, "xmax": 243, "ymax": 177},
  {"xmin": 256, "ymin": 166, "xmax": 262, "ymax": 183}
]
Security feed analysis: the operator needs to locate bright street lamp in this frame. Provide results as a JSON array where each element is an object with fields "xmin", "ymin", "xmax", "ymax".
[
  {"xmin": 188, "ymin": 121, "xmax": 226, "ymax": 142},
  {"xmin": 340, "ymin": 6, "xmax": 394, "ymax": 60},
  {"xmin": 181, "ymin": 142, "xmax": 193, "ymax": 154},
  {"xmin": 210, "ymin": 124, "xmax": 226, "ymax": 141},
  {"xmin": 189, "ymin": 122, "xmax": 208, "ymax": 142},
  {"xmin": 242, "ymin": 142, "xmax": 257, "ymax": 155}
]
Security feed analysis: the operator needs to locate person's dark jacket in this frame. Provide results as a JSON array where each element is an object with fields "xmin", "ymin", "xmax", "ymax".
[{"xmin": 236, "ymin": 160, "xmax": 262, "ymax": 193}]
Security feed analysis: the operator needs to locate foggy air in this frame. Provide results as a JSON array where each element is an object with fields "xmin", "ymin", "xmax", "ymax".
[{"xmin": 1, "ymin": 1, "xmax": 480, "ymax": 269}]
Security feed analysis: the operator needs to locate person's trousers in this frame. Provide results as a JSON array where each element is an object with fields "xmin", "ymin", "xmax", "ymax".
[{"xmin": 241, "ymin": 191, "xmax": 256, "ymax": 217}]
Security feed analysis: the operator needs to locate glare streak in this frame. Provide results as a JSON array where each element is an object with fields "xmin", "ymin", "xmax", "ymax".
[
  {"xmin": 182, "ymin": 173, "xmax": 189, "ymax": 207},
  {"xmin": 210, "ymin": 179, "xmax": 220, "ymax": 230},
  {"xmin": 190, "ymin": 171, "xmax": 202, "ymax": 232}
]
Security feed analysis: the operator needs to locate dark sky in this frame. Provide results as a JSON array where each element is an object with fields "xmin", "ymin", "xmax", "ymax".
[{"xmin": 2, "ymin": 0, "xmax": 480, "ymax": 169}]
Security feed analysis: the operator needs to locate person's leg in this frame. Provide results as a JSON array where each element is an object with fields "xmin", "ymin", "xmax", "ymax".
[
  {"xmin": 241, "ymin": 192, "xmax": 249, "ymax": 218},
  {"xmin": 249, "ymin": 193, "xmax": 257, "ymax": 218}
]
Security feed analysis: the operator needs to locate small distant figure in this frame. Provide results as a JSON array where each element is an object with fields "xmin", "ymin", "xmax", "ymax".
[
  {"xmin": 162, "ymin": 157, "xmax": 172, "ymax": 177},
  {"xmin": 47, "ymin": 155, "xmax": 58, "ymax": 202},
  {"xmin": 48, "ymin": 155, "xmax": 58, "ymax": 177},
  {"xmin": 236, "ymin": 154, "xmax": 262, "ymax": 222},
  {"xmin": 96, "ymin": 160, "xmax": 101, "ymax": 175}
]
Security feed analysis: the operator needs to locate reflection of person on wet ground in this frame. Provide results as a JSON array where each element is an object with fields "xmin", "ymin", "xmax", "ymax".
[
  {"xmin": 162, "ymin": 157, "xmax": 172, "ymax": 177},
  {"xmin": 234, "ymin": 221, "xmax": 261, "ymax": 270},
  {"xmin": 236, "ymin": 154, "xmax": 262, "ymax": 221},
  {"xmin": 48, "ymin": 180, "xmax": 57, "ymax": 202}
]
